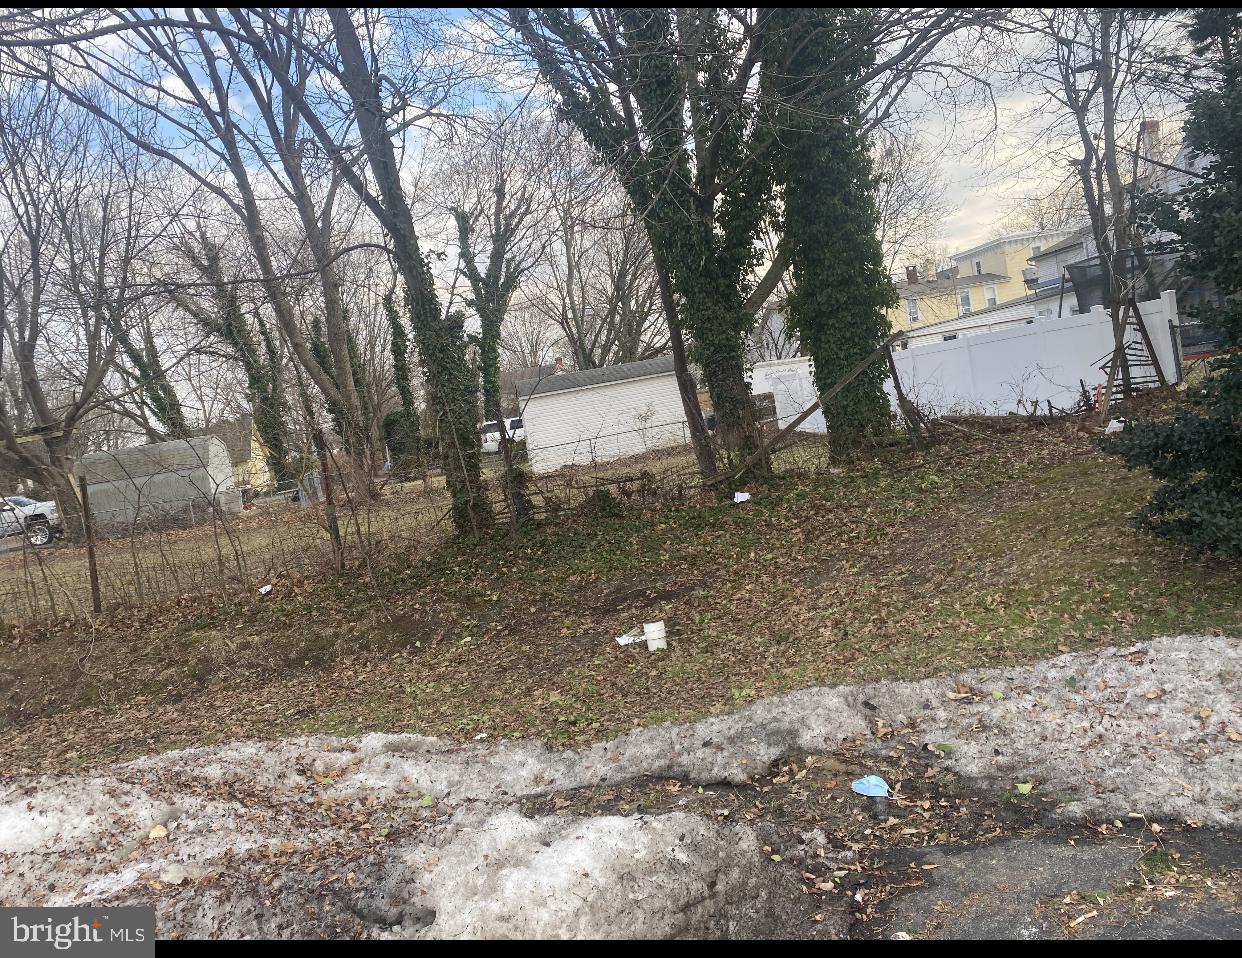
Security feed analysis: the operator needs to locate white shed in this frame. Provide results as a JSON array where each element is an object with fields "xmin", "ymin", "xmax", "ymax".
[{"xmin": 516, "ymin": 356, "xmax": 689, "ymax": 473}]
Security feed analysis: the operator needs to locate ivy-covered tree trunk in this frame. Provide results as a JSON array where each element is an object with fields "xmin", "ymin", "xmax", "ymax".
[
  {"xmin": 771, "ymin": 10, "xmax": 896, "ymax": 452},
  {"xmin": 115, "ymin": 318, "xmax": 190, "ymax": 439},
  {"xmin": 383, "ymin": 292, "xmax": 422, "ymax": 468},
  {"xmin": 651, "ymin": 245, "xmax": 717, "ymax": 477},
  {"xmin": 780, "ymin": 122, "xmax": 895, "ymax": 450},
  {"xmin": 675, "ymin": 270, "xmax": 761, "ymax": 463},
  {"xmin": 330, "ymin": 10, "xmax": 489, "ymax": 537},
  {"xmin": 509, "ymin": 7, "xmax": 771, "ymax": 480},
  {"xmin": 452, "ymin": 202, "xmax": 531, "ymax": 528},
  {"xmin": 252, "ymin": 317, "xmax": 295, "ymax": 484},
  {"xmin": 177, "ymin": 238, "xmax": 294, "ymax": 483}
]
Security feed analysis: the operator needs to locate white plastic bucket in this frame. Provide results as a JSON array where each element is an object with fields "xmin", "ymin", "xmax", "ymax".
[{"xmin": 644, "ymin": 620, "xmax": 667, "ymax": 652}]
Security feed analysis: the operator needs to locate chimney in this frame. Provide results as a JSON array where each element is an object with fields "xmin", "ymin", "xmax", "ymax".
[
  {"xmin": 905, "ymin": 265, "xmax": 919, "ymax": 285},
  {"xmin": 553, "ymin": 356, "xmax": 565, "ymax": 374},
  {"xmin": 1139, "ymin": 119, "xmax": 1162, "ymax": 160}
]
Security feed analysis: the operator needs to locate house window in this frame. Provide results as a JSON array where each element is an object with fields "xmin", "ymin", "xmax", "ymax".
[
  {"xmin": 906, "ymin": 297, "xmax": 920, "ymax": 323},
  {"xmin": 973, "ymin": 259, "xmax": 983, "ymax": 275},
  {"xmin": 985, "ymin": 285, "xmax": 998, "ymax": 307},
  {"xmin": 959, "ymin": 289, "xmax": 972, "ymax": 314}
]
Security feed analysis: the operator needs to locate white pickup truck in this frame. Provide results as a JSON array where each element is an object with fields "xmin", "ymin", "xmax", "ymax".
[{"xmin": 0, "ymin": 495, "xmax": 61, "ymax": 546}]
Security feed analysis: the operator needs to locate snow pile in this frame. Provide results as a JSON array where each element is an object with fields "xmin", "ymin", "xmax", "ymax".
[{"xmin": 1, "ymin": 634, "xmax": 1238, "ymax": 938}]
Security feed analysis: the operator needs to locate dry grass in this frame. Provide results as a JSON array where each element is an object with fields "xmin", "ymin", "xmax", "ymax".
[
  {"xmin": 0, "ymin": 479, "xmax": 452, "ymax": 625},
  {"xmin": 2, "ymin": 419, "xmax": 1240, "ymax": 774}
]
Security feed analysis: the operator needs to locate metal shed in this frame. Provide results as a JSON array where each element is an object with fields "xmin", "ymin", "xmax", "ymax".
[{"xmin": 78, "ymin": 435, "xmax": 243, "ymax": 533}]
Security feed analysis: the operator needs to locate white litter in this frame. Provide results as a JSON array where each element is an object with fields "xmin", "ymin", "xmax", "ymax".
[
  {"xmin": 733, "ymin": 492, "xmax": 752, "ymax": 504},
  {"xmin": 258, "ymin": 584, "xmax": 273, "ymax": 595},
  {"xmin": 615, "ymin": 620, "xmax": 669, "ymax": 651},
  {"xmin": 473, "ymin": 733, "xmax": 488, "ymax": 741},
  {"xmin": 1104, "ymin": 419, "xmax": 1125, "ymax": 434}
]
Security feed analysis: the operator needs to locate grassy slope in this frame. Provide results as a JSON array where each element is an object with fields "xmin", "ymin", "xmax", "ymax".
[{"xmin": 2, "ymin": 423, "xmax": 1239, "ymax": 773}]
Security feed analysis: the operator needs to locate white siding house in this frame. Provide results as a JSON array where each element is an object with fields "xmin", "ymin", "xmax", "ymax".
[{"xmin": 516, "ymin": 356, "xmax": 689, "ymax": 473}]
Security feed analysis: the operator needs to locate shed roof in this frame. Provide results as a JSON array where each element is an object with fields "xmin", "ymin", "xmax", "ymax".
[
  {"xmin": 80, "ymin": 436, "xmax": 231, "ymax": 483},
  {"xmin": 516, "ymin": 355, "xmax": 677, "ymax": 398}
]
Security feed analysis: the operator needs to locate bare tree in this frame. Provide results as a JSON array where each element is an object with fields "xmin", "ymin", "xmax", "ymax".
[
  {"xmin": 441, "ymin": 111, "xmax": 548, "ymax": 434},
  {"xmin": 1010, "ymin": 9, "xmax": 1187, "ymax": 397},
  {"xmin": 873, "ymin": 129, "xmax": 951, "ymax": 273},
  {"xmin": 992, "ymin": 177, "xmax": 1092, "ymax": 236},
  {"xmin": 499, "ymin": 304, "xmax": 561, "ymax": 371},
  {"xmin": 8, "ymin": 10, "xmax": 400, "ymax": 486},
  {"xmin": 531, "ymin": 131, "xmax": 670, "ymax": 369},
  {"xmin": 0, "ymin": 83, "xmax": 152, "ymax": 539}
]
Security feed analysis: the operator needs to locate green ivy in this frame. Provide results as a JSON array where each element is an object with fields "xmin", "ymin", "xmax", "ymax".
[
  {"xmin": 383, "ymin": 291, "xmax": 423, "ymax": 466},
  {"xmin": 510, "ymin": 8, "xmax": 772, "ymax": 475},
  {"xmin": 181, "ymin": 237, "xmax": 294, "ymax": 481},
  {"xmin": 401, "ymin": 249, "xmax": 491, "ymax": 534},
  {"xmin": 769, "ymin": 9, "xmax": 897, "ymax": 452}
]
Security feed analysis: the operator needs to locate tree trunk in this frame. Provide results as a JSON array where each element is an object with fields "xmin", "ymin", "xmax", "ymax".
[
  {"xmin": 42, "ymin": 437, "xmax": 84, "ymax": 545},
  {"xmin": 329, "ymin": 11, "xmax": 489, "ymax": 536},
  {"xmin": 1098, "ymin": 10, "xmax": 1134, "ymax": 398},
  {"xmin": 651, "ymin": 246, "xmax": 716, "ymax": 477},
  {"xmin": 682, "ymin": 280, "xmax": 765, "ymax": 478}
]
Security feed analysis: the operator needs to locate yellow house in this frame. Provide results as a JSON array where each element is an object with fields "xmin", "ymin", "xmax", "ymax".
[
  {"xmin": 889, "ymin": 231, "xmax": 1073, "ymax": 333},
  {"xmin": 192, "ymin": 415, "xmax": 275, "ymax": 490}
]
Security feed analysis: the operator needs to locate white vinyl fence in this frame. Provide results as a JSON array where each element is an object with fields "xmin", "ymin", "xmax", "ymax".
[
  {"xmin": 887, "ymin": 291, "xmax": 1181, "ymax": 416},
  {"xmin": 749, "ymin": 357, "xmax": 828, "ymax": 433},
  {"xmin": 745, "ymin": 291, "xmax": 1181, "ymax": 433}
]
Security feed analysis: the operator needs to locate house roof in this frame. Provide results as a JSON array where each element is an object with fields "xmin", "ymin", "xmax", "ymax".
[
  {"xmin": 950, "ymin": 230, "xmax": 1070, "ymax": 262},
  {"xmin": 502, "ymin": 363, "xmax": 556, "ymax": 391},
  {"xmin": 1029, "ymin": 231, "xmax": 1089, "ymax": 260},
  {"xmin": 896, "ymin": 271, "xmax": 1009, "ymax": 297},
  {"xmin": 189, "ymin": 415, "xmax": 254, "ymax": 467},
  {"xmin": 516, "ymin": 354, "xmax": 676, "ymax": 398}
]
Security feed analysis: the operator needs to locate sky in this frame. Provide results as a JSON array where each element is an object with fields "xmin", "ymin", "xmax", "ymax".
[{"xmin": 898, "ymin": 14, "xmax": 1190, "ymax": 258}]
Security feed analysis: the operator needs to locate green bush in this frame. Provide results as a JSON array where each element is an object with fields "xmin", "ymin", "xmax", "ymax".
[{"xmin": 1102, "ymin": 324, "xmax": 1242, "ymax": 556}]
